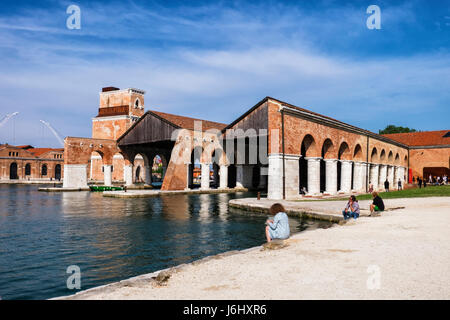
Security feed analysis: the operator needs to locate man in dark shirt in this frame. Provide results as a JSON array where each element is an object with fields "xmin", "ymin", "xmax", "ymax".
[
  {"xmin": 384, "ymin": 179, "xmax": 389, "ymax": 192},
  {"xmin": 370, "ymin": 192, "xmax": 385, "ymax": 214}
]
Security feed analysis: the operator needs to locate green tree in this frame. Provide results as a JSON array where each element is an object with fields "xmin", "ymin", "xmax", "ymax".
[{"xmin": 379, "ymin": 125, "xmax": 417, "ymax": 134}]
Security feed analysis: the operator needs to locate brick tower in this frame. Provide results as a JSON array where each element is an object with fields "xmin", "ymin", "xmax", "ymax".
[
  {"xmin": 92, "ymin": 87, "xmax": 146, "ymax": 140},
  {"xmin": 90, "ymin": 87, "xmax": 146, "ymax": 182}
]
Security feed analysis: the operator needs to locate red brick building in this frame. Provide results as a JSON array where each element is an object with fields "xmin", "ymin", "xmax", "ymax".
[
  {"xmin": 0, "ymin": 144, "xmax": 64, "ymax": 181},
  {"xmin": 63, "ymin": 88, "xmax": 449, "ymax": 199},
  {"xmin": 383, "ymin": 130, "xmax": 450, "ymax": 180}
]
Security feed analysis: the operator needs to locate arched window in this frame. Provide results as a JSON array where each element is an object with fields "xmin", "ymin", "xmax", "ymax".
[
  {"xmin": 25, "ymin": 164, "xmax": 31, "ymax": 176},
  {"xmin": 135, "ymin": 99, "xmax": 140, "ymax": 108},
  {"xmin": 41, "ymin": 164, "xmax": 48, "ymax": 176}
]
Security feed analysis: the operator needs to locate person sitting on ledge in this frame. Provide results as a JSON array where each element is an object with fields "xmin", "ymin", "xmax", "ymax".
[
  {"xmin": 265, "ymin": 203, "xmax": 290, "ymax": 243},
  {"xmin": 342, "ymin": 195, "xmax": 360, "ymax": 220},
  {"xmin": 370, "ymin": 191, "xmax": 385, "ymax": 214}
]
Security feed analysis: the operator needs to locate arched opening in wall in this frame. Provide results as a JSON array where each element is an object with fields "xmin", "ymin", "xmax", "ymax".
[
  {"xmin": 404, "ymin": 155, "xmax": 408, "ymax": 167},
  {"xmin": 41, "ymin": 164, "xmax": 48, "ymax": 177},
  {"xmin": 55, "ymin": 164, "xmax": 61, "ymax": 181},
  {"xmin": 25, "ymin": 163, "xmax": 31, "ymax": 176},
  {"xmin": 380, "ymin": 149, "xmax": 386, "ymax": 163},
  {"xmin": 388, "ymin": 151, "xmax": 394, "ymax": 164},
  {"xmin": 135, "ymin": 166, "xmax": 141, "ymax": 182},
  {"xmin": 189, "ymin": 147, "xmax": 203, "ymax": 189},
  {"xmin": 10, "ymin": 162, "xmax": 18, "ymax": 180},
  {"xmin": 395, "ymin": 153, "xmax": 400, "ymax": 165},
  {"xmin": 252, "ymin": 165, "xmax": 261, "ymax": 189},
  {"xmin": 151, "ymin": 154, "xmax": 167, "ymax": 188},
  {"xmin": 133, "ymin": 153, "xmax": 147, "ymax": 184},
  {"xmin": 370, "ymin": 148, "xmax": 378, "ymax": 163},
  {"xmin": 210, "ymin": 149, "xmax": 222, "ymax": 189},
  {"xmin": 89, "ymin": 151, "xmax": 104, "ymax": 181},
  {"xmin": 338, "ymin": 142, "xmax": 351, "ymax": 191},
  {"xmin": 299, "ymin": 134, "xmax": 316, "ymax": 193},
  {"xmin": 321, "ymin": 139, "xmax": 335, "ymax": 193}
]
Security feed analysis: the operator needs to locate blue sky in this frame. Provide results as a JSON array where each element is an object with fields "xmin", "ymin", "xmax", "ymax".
[{"xmin": 0, "ymin": 0, "xmax": 449, "ymax": 147}]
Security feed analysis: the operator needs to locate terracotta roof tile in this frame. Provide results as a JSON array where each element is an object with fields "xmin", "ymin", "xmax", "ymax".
[
  {"xmin": 382, "ymin": 130, "xmax": 450, "ymax": 147},
  {"xmin": 150, "ymin": 110, "xmax": 227, "ymax": 131},
  {"xmin": 29, "ymin": 148, "xmax": 64, "ymax": 157}
]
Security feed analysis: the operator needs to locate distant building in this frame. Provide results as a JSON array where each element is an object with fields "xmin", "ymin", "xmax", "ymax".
[
  {"xmin": 382, "ymin": 130, "xmax": 450, "ymax": 179},
  {"xmin": 0, "ymin": 144, "xmax": 64, "ymax": 181}
]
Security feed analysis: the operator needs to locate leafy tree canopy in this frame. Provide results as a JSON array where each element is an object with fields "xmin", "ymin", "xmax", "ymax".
[{"xmin": 379, "ymin": 125, "xmax": 417, "ymax": 134}]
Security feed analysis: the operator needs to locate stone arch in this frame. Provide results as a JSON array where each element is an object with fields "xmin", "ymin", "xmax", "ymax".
[
  {"xmin": 41, "ymin": 163, "xmax": 48, "ymax": 176},
  {"xmin": 388, "ymin": 150, "xmax": 394, "ymax": 164},
  {"xmin": 25, "ymin": 163, "xmax": 31, "ymax": 176},
  {"xmin": 133, "ymin": 153, "xmax": 149, "ymax": 184},
  {"xmin": 403, "ymin": 155, "xmax": 408, "ymax": 167},
  {"xmin": 10, "ymin": 162, "xmax": 18, "ymax": 180},
  {"xmin": 338, "ymin": 142, "xmax": 351, "ymax": 160},
  {"xmin": 301, "ymin": 134, "xmax": 318, "ymax": 157},
  {"xmin": 321, "ymin": 139, "xmax": 335, "ymax": 159},
  {"xmin": 380, "ymin": 149, "xmax": 386, "ymax": 162},
  {"xmin": 370, "ymin": 147, "xmax": 378, "ymax": 163},
  {"xmin": 54, "ymin": 164, "xmax": 62, "ymax": 180},
  {"xmin": 353, "ymin": 144, "xmax": 363, "ymax": 161},
  {"xmin": 395, "ymin": 153, "xmax": 400, "ymax": 165}
]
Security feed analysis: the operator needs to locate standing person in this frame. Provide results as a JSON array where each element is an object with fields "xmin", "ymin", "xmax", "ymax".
[
  {"xmin": 384, "ymin": 179, "xmax": 390, "ymax": 192},
  {"xmin": 369, "ymin": 182, "xmax": 374, "ymax": 193},
  {"xmin": 397, "ymin": 178, "xmax": 402, "ymax": 191},
  {"xmin": 265, "ymin": 203, "xmax": 290, "ymax": 243},
  {"xmin": 412, "ymin": 176, "xmax": 415, "ymax": 184},
  {"xmin": 424, "ymin": 179, "xmax": 427, "ymax": 188},
  {"xmin": 418, "ymin": 177, "xmax": 422, "ymax": 189},
  {"xmin": 342, "ymin": 195, "xmax": 360, "ymax": 220},
  {"xmin": 370, "ymin": 192, "xmax": 385, "ymax": 214}
]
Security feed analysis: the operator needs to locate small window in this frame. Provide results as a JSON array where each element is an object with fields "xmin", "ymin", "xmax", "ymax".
[
  {"xmin": 444, "ymin": 131, "xmax": 450, "ymax": 138},
  {"xmin": 42, "ymin": 164, "xmax": 48, "ymax": 176},
  {"xmin": 135, "ymin": 99, "xmax": 140, "ymax": 108},
  {"xmin": 9, "ymin": 152, "xmax": 11, "ymax": 156}
]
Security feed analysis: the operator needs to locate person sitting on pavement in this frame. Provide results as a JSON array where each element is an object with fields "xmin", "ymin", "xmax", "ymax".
[
  {"xmin": 265, "ymin": 203, "xmax": 290, "ymax": 243},
  {"xmin": 370, "ymin": 191, "xmax": 385, "ymax": 214},
  {"xmin": 342, "ymin": 195, "xmax": 360, "ymax": 220}
]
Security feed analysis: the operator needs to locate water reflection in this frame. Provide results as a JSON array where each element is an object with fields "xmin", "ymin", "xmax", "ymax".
[{"xmin": 0, "ymin": 185, "xmax": 333, "ymax": 300}]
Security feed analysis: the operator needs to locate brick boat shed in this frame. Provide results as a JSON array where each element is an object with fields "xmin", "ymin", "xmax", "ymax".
[{"xmin": 63, "ymin": 87, "xmax": 449, "ymax": 199}]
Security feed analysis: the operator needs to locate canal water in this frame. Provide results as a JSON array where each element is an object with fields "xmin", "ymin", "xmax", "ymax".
[{"xmin": 0, "ymin": 184, "xmax": 333, "ymax": 300}]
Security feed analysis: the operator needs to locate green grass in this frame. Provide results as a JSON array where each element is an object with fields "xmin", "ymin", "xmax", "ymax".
[{"xmin": 295, "ymin": 185, "xmax": 450, "ymax": 201}]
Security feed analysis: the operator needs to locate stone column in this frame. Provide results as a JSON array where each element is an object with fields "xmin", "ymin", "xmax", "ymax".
[
  {"xmin": 63, "ymin": 164, "xmax": 88, "ymax": 188},
  {"xmin": 219, "ymin": 165, "xmax": 228, "ymax": 189},
  {"xmin": 306, "ymin": 157, "xmax": 321, "ymax": 195},
  {"xmin": 369, "ymin": 164, "xmax": 379, "ymax": 190},
  {"xmin": 340, "ymin": 160, "xmax": 353, "ymax": 193},
  {"xmin": 324, "ymin": 159, "xmax": 338, "ymax": 195},
  {"xmin": 124, "ymin": 164, "xmax": 133, "ymax": 186},
  {"xmin": 103, "ymin": 165, "xmax": 112, "ymax": 186},
  {"xmin": 352, "ymin": 162, "xmax": 364, "ymax": 192},
  {"xmin": 387, "ymin": 165, "xmax": 394, "ymax": 187},
  {"xmin": 236, "ymin": 165, "xmax": 244, "ymax": 188},
  {"xmin": 360, "ymin": 163, "xmax": 368, "ymax": 192},
  {"xmin": 285, "ymin": 155, "xmax": 300, "ymax": 199},
  {"xmin": 201, "ymin": 163, "xmax": 211, "ymax": 190},
  {"xmin": 379, "ymin": 164, "xmax": 387, "ymax": 189},
  {"xmin": 267, "ymin": 154, "xmax": 300, "ymax": 200},
  {"xmin": 144, "ymin": 165, "xmax": 151, "ymax": 185}
]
